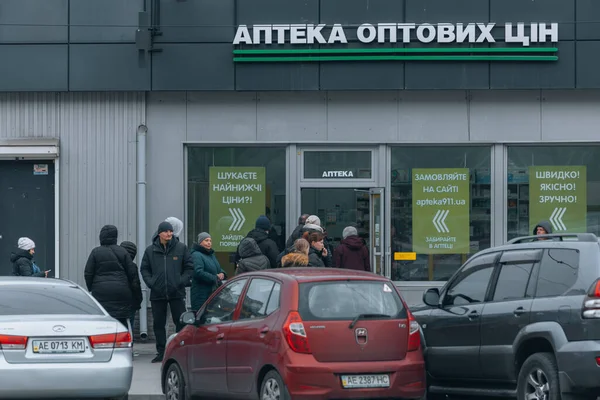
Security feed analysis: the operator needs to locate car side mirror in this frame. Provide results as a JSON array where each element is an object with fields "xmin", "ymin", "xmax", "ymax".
[
  {"xmin": 423, "ymin": 288, "xmax": 441, "ymax": 307},
  {"xmin": 180, "ymin": 311, "xmax": 197, "ymax": 326}
]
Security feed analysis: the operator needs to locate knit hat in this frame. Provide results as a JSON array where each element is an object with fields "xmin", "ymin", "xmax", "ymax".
[
  {"xmin": 342, "ymin": 226, "xmax": 358, "ymax": 239},
  {"xmin": 164, "ymin": 216, "xmax": 183, "ymax": 238},
  {"xmin": 120, "ymin": 241, "xmax": 137, "ymax": 261},
  {"xmin": 255, "ymin": 215, "xmax": 271, "ymax": 231},
  {"xmin": 306, "ymin": 215, "xmax": 321, "ymax": 226},
  {"xmin": 197, "ymin": 232, "xmax": 211, "ymax": 243},
  {"xmin": 18, "ymin": 237, "xmax": 35, "ymax": 251},
  {"xmin": 157, "ymin": 221, "xmax": 174, "ymax": 234}
]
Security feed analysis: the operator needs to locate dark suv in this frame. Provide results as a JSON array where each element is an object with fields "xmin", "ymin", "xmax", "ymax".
[{"xmin": 413, "ymin": 233, "xmax": 600, "ymax": 400}]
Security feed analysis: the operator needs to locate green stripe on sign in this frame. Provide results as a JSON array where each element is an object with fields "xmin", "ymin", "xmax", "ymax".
[
  {"xmin": 233, "ymin": 55, "xmax": 559, "ymax": 62},
  {"xmin": 233, "ymin": 47, "xmax": 558, "ymax": 55}
]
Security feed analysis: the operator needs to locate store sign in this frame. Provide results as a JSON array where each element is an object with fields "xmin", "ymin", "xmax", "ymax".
[
  {"xmin": 322, "ymin": 170, "xmax": 354, "ymax": 178},
  {"xmin": 412, "ymin": 168, "xmax": 470, "ymax": 254},
  {"xmin": 233, "ymin": 22, "xmax": 559, "ymax": 63},
  {"xmin": 209, "ymin": 167, "xmax": 266, "ymax": 252},
  {"xmin": 529, "ymin": 166, "xmax": 587, "ymax": 233}
]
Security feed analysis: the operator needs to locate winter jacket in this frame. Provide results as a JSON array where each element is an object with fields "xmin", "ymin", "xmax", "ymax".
[
  {"xmin": 285, "ymin": 224, "xmax": 305, "ymax": 249},
  {"xmin": 333, "ymin": 235, "xmax": 371, "ymax": 272},
  {"xmin": 235, "ymin": 228, "xmax": 279, "ymax": 269},
  {"xmin": 10, "ymin": 249, "xmax": 45, "ymax": 277},
  {"xmin": 190, "ymin": 243, "xmax": 227, "ymax": 311},
  {"xmin": 140, "ymin": 233, "xmax": 194, "ymax": 301},
  {"xmin": 300, "ymin": 225, "xmax": 335, "ymax": 267},
  {"xmin": 281, "ymin": 252, "xmax": 309, "ymax": 268},
  {"xmin": 308, "ymin": 247, "xmax": 330, "ymax": 267},
  {"xmin": 84, "ymin": 225, "xmax": 143, "ymax": 319},
  {"xmin": 236, "ymin": 238, "xmax": 270, "ymax": 275}
]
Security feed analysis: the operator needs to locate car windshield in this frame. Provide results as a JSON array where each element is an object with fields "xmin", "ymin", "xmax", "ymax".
[
  {"xmin": 298, "ymin": 280, "xmax": 406, "ymax": 321},
  {"xmin": 0, "ymin": 284, "xmax": 104, "ymax": 315}
]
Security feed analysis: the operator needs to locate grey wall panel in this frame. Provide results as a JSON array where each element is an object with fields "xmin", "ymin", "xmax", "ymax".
[
  {"xmin": 69, "ymin": 0, "xmax": 143, "ymax": 43},
  {"xmin": 576, "ymin": 0, "xmax": 600, "ymax": 40},
  {"xmin": 186, "ymin": 92, "xmax": 257, "ymax": 141},
  {"xmin": 320, "ymin": 0, "xmax": 404, "ymax": 27},
  {"xmin": 69, "ymin": 45, "xmax": 151, "ymax": 91},
  {"xmin": 0, "ymin": 46, "xmax": 68, "ymax": 91},
  {"xmin": 0, "ymin": 92, "xmax": 144, "ymax": 285},
  {"xmin": 541, "ymin": 90, "xmax": 600, "ymax": 141},
  {"xmin": 256, "ymin": 92, "xmax": 327, "ymax": 141},
  {"xmin": 146, "ymin": 92, "xmax": 186, "ymax": 243},
  {"xmin": 237, "ymin": 0, "xmax": 319, "ymax": 24},
  {"xmin": 320, "ymin": 59, "xmax": 404, "ymax": 90},
  {"xmin": 152, "ymin": 44, "xmax": 234, "ymax": 90},
  {"xmin": 326, "ymin": 91, "xmax": 399, "ymax": 141},
  {"xmin": 398, "ymin": 91, "xmax": 469, "ymax": 142},
  {"xmin": 489, "ymin": 41, "xmax": 574, "ymax": 89},
  {"xmin": 236, "ymin": 63, "xmax": 319, "ymax": 91},
  {"xmin": 405, "ymin": 0, "xmax": 489, "ymax": 23},
  {"xmin": 0, "ymin": 0, "xmax": 67, "ymax": 43},
  {"xmin": 490, "ymin": 0, "xmax": 575, "ymax": 41},
  {"xmin": 576, "ymin": 42, "xmax": 600, "ymax": 88},
  {"xmin": 156, "ymin": 0, "xmax": 235, "ymax": 43},
  {"xmin": 469, "ymin": 90, "xmax": 541, "ymax": 142}
]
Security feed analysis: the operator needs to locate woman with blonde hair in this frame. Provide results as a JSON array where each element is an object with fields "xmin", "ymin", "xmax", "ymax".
[{"xmin": 281, "ymin": 238, "xmax": 309, "ymax": 267}]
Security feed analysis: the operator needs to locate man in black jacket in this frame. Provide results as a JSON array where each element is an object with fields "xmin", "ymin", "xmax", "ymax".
[
  {"xmin": 235, "ymin": 215, "xmax": 280, "ymax": 269},
  {"xmin": 140, "ymin": 221, "xmax": 194, "ymax": 363},
  {"xmin": 285, "ymin": 213, "xmax": 309, "ymax": 249}
]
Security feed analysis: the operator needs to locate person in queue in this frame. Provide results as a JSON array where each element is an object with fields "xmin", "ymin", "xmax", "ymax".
[
  {"xmin": 281, "ymin": 238, "xmax": 310, "ymax": 267},
  {"xmin": 120, "ymin": 240, "xmax": 143, "ymax": 352},
  {"xmin": 191, "ymin": 232, "xmax": 227, "ymax": 312},
  {"xmin": 334, "ymin": 226, "xmax": 371, "ymax": 272},
  {"xmin": 11, "ymin": 237, "xmax": 49, "ymax": 277},
  {"xmin": 533, "ymin": 221, "xmax": 553, "ymax": 240},
  {"xmin": 235, "ymin": 237, "xmax": 270, "ymax": 275},
  {"xmin": 304, "ymin": 231, "xmax": 331, "ymax": 267}
]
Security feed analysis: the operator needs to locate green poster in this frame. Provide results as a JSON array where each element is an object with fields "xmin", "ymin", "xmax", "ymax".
[
  {"xmin": 412, "ymin": 168, "xmax": 470, "ymax": 254},
  {"xmin": 209, "ymin": 167, "xmax": 266, "ymax": 252},
  {"xmin": 529, "ymin": 166, "xmax": 587, "ymax": 234}
]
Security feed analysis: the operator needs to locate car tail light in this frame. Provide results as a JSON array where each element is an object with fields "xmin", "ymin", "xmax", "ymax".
[
  {"xmin": 407, "ymin": 310, "xmax": 421, "ymax": 352},
  {"xmin": 0, "ymin": 335, "xmax": 28, "ymax": 350},
  {"xmin": 283, "ymin": 311, "xmax": 311, "ymax": 354},
  {"xmin": 89, "ymin": 331, "xmax": 132, "ymax": 349},
  {"xmin": 582, "ymin": 279, "xmax": 600, "ymax": 319}
]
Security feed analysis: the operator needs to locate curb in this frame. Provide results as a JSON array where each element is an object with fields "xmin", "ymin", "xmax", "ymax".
[{"xmin": 128, "ymin": 395, "xmax": 163, "ymax": 400}]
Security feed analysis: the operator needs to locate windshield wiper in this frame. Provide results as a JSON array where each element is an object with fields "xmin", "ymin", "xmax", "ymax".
[{"xmin": 348, "ymin": 313, "xmax": 391, "ymax": 329}]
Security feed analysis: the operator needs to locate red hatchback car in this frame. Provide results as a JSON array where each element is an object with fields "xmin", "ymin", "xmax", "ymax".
[{"xmin": 161, "ymin": 268, "xmax": 425, "ymax": 400}]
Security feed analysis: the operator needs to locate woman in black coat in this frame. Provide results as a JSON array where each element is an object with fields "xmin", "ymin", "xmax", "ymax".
[{"xmin": 84, "ymin": 225, "xmax": 142, "ymax": 328}]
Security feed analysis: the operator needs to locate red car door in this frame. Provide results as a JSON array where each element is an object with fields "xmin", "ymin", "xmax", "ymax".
[
  {"xmin": 188, "ymin": 278, "xmax": 248, "ymax": 396},
  {"xmin": 227, "ymin": 278, "xmax": 282, "ymax": 394}
]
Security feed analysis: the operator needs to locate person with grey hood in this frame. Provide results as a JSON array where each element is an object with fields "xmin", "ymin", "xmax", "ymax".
[
  {"xmin": 235, "ymin": 237, "xmax": 270, "ymax": 275},
  {"xmin": 533, "ymin": 220, "xmax": 553, "ymax": 240}
]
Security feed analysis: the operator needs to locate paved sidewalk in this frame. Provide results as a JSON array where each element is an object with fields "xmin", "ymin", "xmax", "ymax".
[{"xmin": 129, "ymin": 342, "xmax": 163, "ymax": 400}]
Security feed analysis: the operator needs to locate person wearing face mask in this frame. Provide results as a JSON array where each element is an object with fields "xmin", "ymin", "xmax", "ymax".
[
  {"xmin": 190, "ymin": 232, "xmax": 227, "ymax": 313},
  {"xmin": 11, "ymin": 237, "xmax": 49, "ymax": 277},
  {"xmin": 303, "ymin": 231, "xmax": 331, "ymax": 267}
]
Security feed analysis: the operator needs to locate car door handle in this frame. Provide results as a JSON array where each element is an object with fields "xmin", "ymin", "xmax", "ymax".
[
  {"xmin": 260, "ymin": 327, "xmax": 270, "ymax": 334},
  {"xmin": 514, "ymin": 307, "xmax": 526, "ymax": 316},
  {"xmin": 216, "ymin": 333, "xmax": 225, "ymax": 340},
  {"xmin": 468, "ymin": 310, "xmax": 479, "ymax": 320}
]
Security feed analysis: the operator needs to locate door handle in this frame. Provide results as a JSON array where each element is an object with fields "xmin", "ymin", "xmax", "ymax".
[
  {"xmin": 216, "ymin": 333, "xmax": 225, "ymax": 340},
  {"xmin": 514, "ymin": 307, "xmax": 526, "ymax": 316},
  {"xmin": 260, "ymin": 327, "xmax": 270, "ymax": 334},
  {"xmin": 468, "ymin": 310, "xmax": 479, "ymax": 320}
]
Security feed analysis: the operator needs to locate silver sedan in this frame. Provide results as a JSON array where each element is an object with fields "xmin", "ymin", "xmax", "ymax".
[{"xmin": 0, "ymin": 277, "xmax": 132, "ymax": 399}]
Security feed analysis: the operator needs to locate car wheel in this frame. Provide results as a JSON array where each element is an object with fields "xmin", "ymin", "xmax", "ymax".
[
  {"xmin": 165, "ymin": 363, "xmax": 187, "ymax": 400},
  {"xmin": 517, "ymin": 352, "xmax": 560, "ymax": 400},
  {"xmin": 260, "ymin": 370, "xmax": 291, "ymax": 400}
]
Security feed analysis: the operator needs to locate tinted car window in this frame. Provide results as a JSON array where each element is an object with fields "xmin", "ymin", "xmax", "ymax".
[
  {"xmin": 202, "ymin": 279, "xmax": 247, "ymax": 325},
  {"xmin": 443, "ymin": 253, "xmax": 497, "ymax": 306},
  {"xmin": 0, "ymin": 284, "xmax": 103, "ymax": 315},
  {"xmin": 298, "ymin": 281, "xmax": 406, "ymax": 321},
  {"xmin": 493, "ymin": 262, "xmax": 535, "ymax": 302},
  {"xmin": 536, "ymin": 249, "xmax": 580, "ymax": 298},
  {"xmin": 239, "ymin": 279, "xmax": 277, "ymax": 320}
]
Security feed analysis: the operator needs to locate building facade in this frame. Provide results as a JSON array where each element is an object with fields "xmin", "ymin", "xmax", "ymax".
[{"xmin": 1, "ymin": 0, "xmax": 599, "ymax": 307}]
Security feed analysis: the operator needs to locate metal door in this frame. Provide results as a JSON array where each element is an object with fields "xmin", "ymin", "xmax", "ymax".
[{"xmin": 368, "ymin": 188, "xmax": 386, "ymax": 277}]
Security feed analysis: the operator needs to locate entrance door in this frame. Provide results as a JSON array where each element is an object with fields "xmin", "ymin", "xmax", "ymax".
[
  {"xmin": 300, "ymin": 187, "xmax": 385, "ymax": 276},
  {"xmin": 0, "ymin": 161, "xmax": 55, "ymax": 277}
]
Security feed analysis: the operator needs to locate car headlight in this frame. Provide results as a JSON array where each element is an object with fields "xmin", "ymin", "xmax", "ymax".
[{"xmin": 166, "ymin": 333, "xmax": 177, "ymax": 348}]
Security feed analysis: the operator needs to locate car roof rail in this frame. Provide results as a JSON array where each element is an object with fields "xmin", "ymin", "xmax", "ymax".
[{"xmin": 507, "ymin": 233, "xmax": 598, "ymax": 244}]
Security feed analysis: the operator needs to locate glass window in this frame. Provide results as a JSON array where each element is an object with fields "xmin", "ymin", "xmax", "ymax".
[
  {"xmin": 536, "ymin": 249, "xmax": 580, "ymax": 298},
  {"xmin": 188, "ymin": 147, "xmax": 286, "ymax": 278},
  {"xmin": 304, "ymin": 150, "xmax": 372, "ymax": 179},
  {"xmin": 202, "ymin": 279, "xmax": 247, "ymax": 325},
  {"xmin": 298, "ymin": 281, "xmax": 406, "ymax": 321},
  {"xmin": 239, "ymin": 279, "xmax": 277, "ymax": 320},
  {"xmin": 0, "ymin": 284, "xmax": 103, "ymax": 315},
  {"xmin": 265, "ymin": 282, "xmax": 281, "ymax": 315},
  {"xmin": 391, "ymin": 146, "xmax": 492, "ymax": 282},
  {"xmin": 507, "ymin": 146, "xmax": 599, "ymax": 240},
  {"xmin": 443, "ymin": 253, "xmax": 497, "ymax": 306},
  {"xmin": 493, "ymin": 259, "xmax": 536, "ymax": 302}
]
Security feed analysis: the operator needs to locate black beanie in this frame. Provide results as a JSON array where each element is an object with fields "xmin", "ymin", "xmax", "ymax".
[{"xmin": 158, "ymin": 221, "xmax": 174, "ymax": 234}]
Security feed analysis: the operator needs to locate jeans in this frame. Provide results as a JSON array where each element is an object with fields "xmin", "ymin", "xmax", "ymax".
[{"xmin": 151, "ymin": 298, "xmax": 186, "ymax": 355}]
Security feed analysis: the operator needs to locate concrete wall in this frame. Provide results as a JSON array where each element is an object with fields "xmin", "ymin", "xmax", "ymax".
[{"xmin": 0, "ymin": 92, "xmax": 145, "ymax": 286}]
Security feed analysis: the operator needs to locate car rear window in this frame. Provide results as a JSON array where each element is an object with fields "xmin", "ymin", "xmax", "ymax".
[
  {"xmin": 298, "ymin": 280, "xmax": 406, "ymax": 321},
  {"xmin": 0, "ymin": 285, "xmax": 104, "ymax": 315}
]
